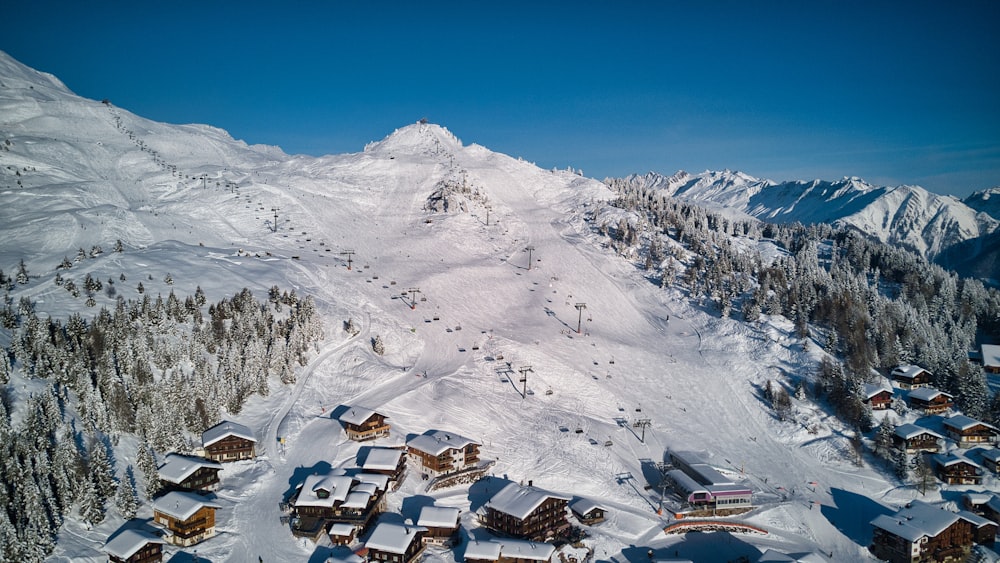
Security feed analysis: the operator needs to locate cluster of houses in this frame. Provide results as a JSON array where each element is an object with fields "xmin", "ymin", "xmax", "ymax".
[
  {"xmin": 102, "ymin": 420, "xmax": 258, "ymax": 563},
  {"xmin": 867, "ymin": 364, "xmax": 1000, "ymax": 562}
]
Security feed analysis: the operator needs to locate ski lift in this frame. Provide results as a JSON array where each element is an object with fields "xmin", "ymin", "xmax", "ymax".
[
  {"xmin": 545, "ymin": 389, "xmax": 553, "ymax": 396},
  {"xmin": 604, "ymin": 439, "xmax": 613, "ymax": 447},
  {"xmin": 575, "ymin": 427, "xmax": 584, "ymax": 434}
]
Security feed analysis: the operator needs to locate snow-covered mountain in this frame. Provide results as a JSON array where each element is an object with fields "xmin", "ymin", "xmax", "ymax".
[
  {"xmin": 965, "ymin": 187, "xmax": 1000, "ymax": 220},
  {"xmin": 612, "ymin": 171, "xmax": 999, "ymax": 278},
  {"xmin": 0, "ymin": 50, "xmax": 981, "ymax": 562}
]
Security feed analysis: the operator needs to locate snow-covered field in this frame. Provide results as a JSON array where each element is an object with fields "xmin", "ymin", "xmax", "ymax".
[{"xmin": 1, "ymin": 51, "xmax": 987, "ymax": 563}]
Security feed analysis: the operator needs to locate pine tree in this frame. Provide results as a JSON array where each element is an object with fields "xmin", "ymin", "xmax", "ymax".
[
  {"xmin": 78, "ymin": 477, "xmax": 105, "ymax": 527},
  {"xmin": 15, "ymin": 259, "xmax": 28, "ymax": 284},
  {"xmin": 88, "ymin": 439, "xmax": 116, "ymax": 500},
  {"xmin": 135, "ymin": 443, "xmax": 160, "ymax": 500},
  {"xmin": 114, "ymin": 466, "xmax": 138, "ymax": 519},
  {"xmin": 913, "ymin": 454, "xmax": 936, "ymax": 496},
  {"xmin": 372, "ymin": 334, "xmax": 385, "ymax": 356},
  {"xmin": 874, "ymin": 415, "xmax": 896, "ymax": 460},
  {"xmin": 893, "ymin": 449, "xmax": 909, "ymax": 480}
]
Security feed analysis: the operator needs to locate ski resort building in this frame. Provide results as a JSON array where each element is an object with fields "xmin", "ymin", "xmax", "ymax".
[
  {"xmin": 943, "ymin": 415, "xmax": 999, "ymax": 448},
  {"xmin": 666, "ymin": 450, "xmax": 753, "ymax": 514},
  {"xmin": 406, "ymin": 429, "xmax": 481, "ymax": 478},
  {"xmin": 102, "ymin": 528, "xmax": 166, "ymax": 563},
  {"xmin": 416, "ymin": 505, "xmax": 461, "ymax": 546},
  {"xmin": 201, "ymin": 420, "xmax": 257, "ymax": 462},
  {"xmin": 156, "ymin": 453, "xmax": 223, "ymax": 494},
  {"xmin": 481, "ymin": 482, "xmax": 571, "ymax": 541},
  {"xmin": 338, "ymin": 406, "xmax": 391, "ymax": 442},
  {"xmin": 863, "ymin": 384, "xmax": 893, "ymax": 410},
  {"xmin": 288, "ymin": 469, "xmax": 388, "ymax": 541},
  {"xmin": 364, "ymin": 522, "xmax": 427, "ymax": 563},
  {"xmin": 891, "ymin": 365, "xmax": 933, "ymax": 390},
  {"xmin": 933, "ymin": 452, "xmax": 984, "ymax": 485},
  {"xmin": 151, "ymin": 491, "xmax": 222, "ymax": 547},
  {"xmin": 907, "ymin": 388, "xmax": 954, "ymax": 415},
  {"xmin": 870, "ymin": 500, "xmax": 982, "ymax": 563},
  {"xmin": 893, "ymin": 424, "xmax": 944, "ymax": 454}
]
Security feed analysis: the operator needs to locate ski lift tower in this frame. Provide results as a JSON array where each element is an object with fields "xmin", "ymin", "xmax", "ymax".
[
  {"xmin": 407, "ymin": 288, "xmax": 421, "ymax": 310},
  {"xmin": 518, "ymin": 365, "xmax": 533, "ymax": 398},
  {"xmin": 340, "ymin": 250, "xmax": 355, "ymax": 270},
  {"xmin": 634, "ymin": 418, "xmax": 652, "ymax": 443},
  {"xmin": 271, "ymin": 208, "xmax": 280, "ymax": 233},
  {"xmin": 526, "ymin": 245, "xmax": 535, "ymax": 270},
  {"xmin": 575, "ymin": 303, "xmax": 587, "ymax": 334}
]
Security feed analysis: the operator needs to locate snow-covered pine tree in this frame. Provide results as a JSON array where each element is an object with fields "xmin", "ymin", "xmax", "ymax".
[
  {"xmin": 114, "ymin": 466, "xmax": 138, "ymax": 519},
  {"xmin": 77, "ymin": 477, "xmax": 105, "ymax": 528},
  {"xmin": 372, "ymin": 334, "xmax": 385, "ymax": 356},
  {"xmin": 87, "ymin": 438, "xmax": 116, "ymax": 500}
]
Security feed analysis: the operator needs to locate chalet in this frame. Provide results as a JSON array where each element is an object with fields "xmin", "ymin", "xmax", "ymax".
[
  {"xmin": 358, "ymin": 447, "xmax": 406, "ymax": 485},
  {"xmin": 863, "ymin": 384, "xmax": 893, "ymax": 411},
  {"xmin": 893, "ymin": 424, "xmax": 944, "ymax": 454},
  {"xmin": 151, "ymin": 490, "xmax": 222, "ymax": 547},
  {"xmin": 338, "ymin": 406, "xmax": 390, "ymax": 442},
  {"xmin": 201, "ymin": 420, "xmax": 256, "ymax": 462},
  {"xmin": 481, "ymin": 482, "xmax": 571, "ymax": 541},
  {"xmin": 102, "ymin": 528, "xmax": 166, "ymax": 563},
  {"xmin": 943, "ymin": 415, "xmax": 999, "ymax": 448},
  {"xmin": 290, "ymin": 469, "xmax": 388, "ymax": 541},
  {"xmin": 329, "ymin": 522, "xmax": 357, "ymax": 546},
  {"xmin": 982, "ymin": 344, "xmax": 1000, "ymax": 374},
  {"xmin": 156, "ymin": 453, "xmax": 223, "ymax": 494},
  {"xmin": 982, "ymin": 496, "xmax": 1000, "ymax": 525},
  {"xmin": 292, "ymin": 472, "xmax": 356, "ymax": 521},
  {"xmin": 907, "ymin": 388, "xmax": 954, "ymax": 415},
  {"xmin": 416, "ymin": 505, "xmax": 460, "ymax": 546},
  {"xmin": 364, "ymin": 522, "xmax": 427, "ymax": 563},
  {"xmin": 933, "ymin": 452, "xmax": 983, "ymax": 485},
  {"xmin": 963, "ymin": 511, "xmax": 998, "ymax": 546},
  {"xmin": 964, "ymin": 492, "xmax": 993, "ymax": 515},
  {"xmin": 891, "ymin": 365, "xmax": 933, "ymax": 390},
  {"xmin": 667, "ymin": 450, "xmax": 753, "ymax": 513},
  {"xmin": 980, "ymin": 449, "xmax": 1000, "ymax": 473},
  {"xmin": 870, "ymin": 500, "xmax": 977, "ymax": 563},
  {"xmin": 569, "ymin": 498, "xmax": 606, "ymax": 525},
  {"xmin": 464, "ymin": 538, "xmax": 556, "ymax": 563},
  {"xmin": 407, "ymin": 429, "xmax": 481, "ymax": 478}
]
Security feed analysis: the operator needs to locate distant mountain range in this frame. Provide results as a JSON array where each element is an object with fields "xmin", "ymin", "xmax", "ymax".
[{"xmin": 609, "ymin": 171, "xmax": 1000, "ymax": 283}]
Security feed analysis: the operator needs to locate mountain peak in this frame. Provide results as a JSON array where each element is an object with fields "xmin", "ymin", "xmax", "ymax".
[{"xmin": 364, "ymin": 121, "xmax": 462, "ymax": 157}]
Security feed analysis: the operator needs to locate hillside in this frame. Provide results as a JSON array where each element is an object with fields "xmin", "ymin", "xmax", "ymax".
[
  {"xmin": 0, "ymin": 50, "xmax": 984, "ymax": 562},
  {"xmin": 610, "ymin": 171, "xmax": 999, "ymax": 282}
]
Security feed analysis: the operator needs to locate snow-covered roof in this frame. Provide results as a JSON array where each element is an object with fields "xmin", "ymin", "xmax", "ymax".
[
  {"xmin": 151, "ymin": 490, "xmax": 222, "ymax": 521},
  {"xmin": 933, "ymin": 452, "xmax": 982, "ymax": 469},
  {"xmin": 485, "ymin": 482, "xmax": 570, "ymax": 520},
  {"xmin": 202, "ymin": 420, "xmax": 256, "ymax": 447},
  {"xmin": 351, "ymin": 482, "xmax": 378, "ymax": 496},
  {"xmin": 965, "ymin": 492, "xmax": 993, "ymax": 506},
  {"xmin": 908, "ymin": 387, "xmax": 952, "ymax": 401},
  {"xmin": 464, "ymin": 539, "xmax": 502, "ymax": 560},
  {"xmin": 325, "ymin": 547, "xmax": 363, "ymax": 563},
  {"xmin": 102, "ymin": 528, "xmax": 165, "ymax": 560},
  {"xmin": 407, "ymin": 429, "xmax": 479, "ymax": 456},
  {"xmin": 943, "ymin": 414, "xmax": 996, "ymax": 432},
  {"xmin": 361, "ymin": 447, "xmax": 404, "ymax": 471},
  {"xmin": 329, "ymin": 522, "xmax": 357, "ymax": 537},
  {"xmin": 892, "ymin": 364, "xmax": 928, "ymax": 380},
  {"xmin": 959, "ymin": 510, "xmax": 996, "ymax": 529},
  {"xmin": 494, "ymin": 538, "xmax": 556, "ymax": 561},
  {"xmin": 863, "ymin": 383, "xmax": 891, "ymax": 399},
  {"xmin": 894, "ymin": 423, "xmax": 943, "ymax": 440},
  {"xmin": 341, "ymin": 491, "xmax": 372, "ymax": 509},
  {"xmin": 417, "ymin": 505, "xmax": 460, "ymax": 528},
  {"xmin": 569, "ymin": 497, "xmax": 606, "ymax": 516},
  {"xmin": 157, "ymin": 453, "xmax": 222, "ymax": 484},
  {"xmin": 364, "ymin": 522, "xmax": 426, "ymax": 554},
  {"xmin": 339, "ymin": 406, "xmax": 384, "ymax": 426},
  {"xmin": 983, "ymin": 344, "xmax": 1000, "ymax": 369},
  {"xmin": 980, "ymin": 449, "xmax": 1000, "ymax": 463},
  {"xmin": 666, "ymin": 469, "xmax": 708, "ymax": 497},
  {"xmin": 294, "ymin": 473, "xmax": 356, "ymax": 508},
  {"xmin": 870, "ymin": 500, "xmax": 963, "ymax": 542},
  {"xmin": 352, "ymin": 472, "xmax": 390, "ymax": 491}
]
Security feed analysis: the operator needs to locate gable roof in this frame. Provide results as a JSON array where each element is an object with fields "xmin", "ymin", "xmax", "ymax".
[
  {"xmin": 157, "ymin": 453, "xmax": 223, "ymax": 484},
  {"xmin": 892, "ymin": 364, "xmax": 929, "ymax": 380},
  {"xmin": 361, "ymin": 447, "xmax": 404, "ymax": 471},
  {"xmin": 364, "ymin": 522, "xmax": 427, "ymax": 554},
  {"xmin": 485, "ymin": 482, "xmax": 571, "ymax": 520},
  {"xmin": 465, "ymin": 539, "xmax": 503, "ymax": 560},
  {"xmin": 407, "ymin": 429, "xmax": 480, "ymax": 456},
  {"xmin": 151, "ymin": 490, "xmax": 222, "ymax": 521},
  {"xmin": 339, "ymin": 406, "xmax": 385, "ymax": 426},
  {"xmin": 493, "ymin": 538, "xmax": 556, "ymax": 561},
  {"xmin": 417, "ymin": 505, "xmax": 460, "ymax": 528},
  {"xmin": 570, "ymin": 497, "xmax": 606, "ymax": 516},
  {"xmin": 943, "ymin": 414, "xmax": 997, "ymax": 432},
  {"xmin": 202, "ymin": 420, "xmax": 256, "ymax": 447},
  {"xmin": 983, "ymin": 344, "xmax": 1000, "ymax": 369},
  {"xmin": 294, "ymin": 472, "xmax": 356, "ymax": 508},
  {"xmin": 870, "ymin": 500, "xmax": 962, "ymax": 542},
  {"xmin": 908, "ymin": 387, "xmax": 953, "ymax": 402},
  {"xmin": 894, "ymin": 423, "xmax": 943, "ymax": 440},
  {"xmin": 933, "ymin": 452, "xmax": 982, "ymax": 469},
  {"xmin": 863, "ymin": 384, "xmax": 892, "ymax": 399},
  {"xmin": 102, "ymin": 528, "xmax": 166, "ymax": 560}
]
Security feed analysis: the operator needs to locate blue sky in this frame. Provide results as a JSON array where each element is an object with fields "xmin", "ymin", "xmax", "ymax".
[{"xmin": 5, "ymin": 1, "xmax": 999, "ymax": 197}]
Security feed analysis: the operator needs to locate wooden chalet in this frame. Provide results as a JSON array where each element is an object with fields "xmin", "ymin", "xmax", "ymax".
[
  {"xmin": 863, "ymin": 384, "xmax": 893, "ymax": 411},
  {"xmin": 891, "ymin": 365, "xmax": 933, "ymax": 390},
  {"xmin": 201, "ymin": 420, "xmax": 256, "ymax": 462},
  {"xmin": 481, "ymin": 482, "xmax": 571, "ymax": 542},
  {"xmin": 338, "ymin": 406, "xmax": 390, "ymax": 442},
  {"xmin": 893, "ymin": 424, "xmax": 944, "ymax": 454},
  {"xmin": 933, "ymin": 452, "xmax": 983, "ymax": 485},
  {"xmin": 407, "ymin": 429, "xmax": 481, "ymax": 478},
  {"xmin": 416, "ymin": 505, "xmax": 460, "ymax": 546},
  {"xmin": 962, "ymin": 510, "xmax": 997, "ymax": 546},
  {"xmin": 982, "ymin": 344, "xmax": 1000, "ymax": 375},
  {"xmin": 102, "ymin": 528, "xmax": 166, "ymax": 563},
  {"xmin": 328, "ymin": 522, "xmax": 357, "ymax": 546},
  {"xmin": 943, "ymin": 415, "xmax": 999, "ymax": 448},
  {"xmin": 156, "ymin": 453, "xmax": 223, "ymax": 494},
  {"xmin": 980, "ymin": 448, "xmax": 1000, "ymax": 474},
  {"xmin": 151, "ymin": 491, "xmax": 222, "ymax": 547},
  {"xmin": 358, "ymin": 447, "xmax": 406, "ymax": 486},
  {"xmin": 907, "ymin": 387, "xmax": 954, "ymax": 415},
  {"xmin": 982, "ymin": 496, "xmax": 1000, "ymax": 526},
  {"xmin": 569, "ymin": 497, "xmax": 606, "ymax": 525},
  {"xmin": 870, "ymin": 500, "xmax": 978, "ymax": 563},
  {"xmin": 290, "ymin": 469, "xmax": 387, "ymax": 541},
  {"xmin": 364, "ymin": 522, "xmax": 427, "ymax": 563},
  {"xmin": 464, "ymin": 538, "xmax": 556, "ymax": 563}
]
